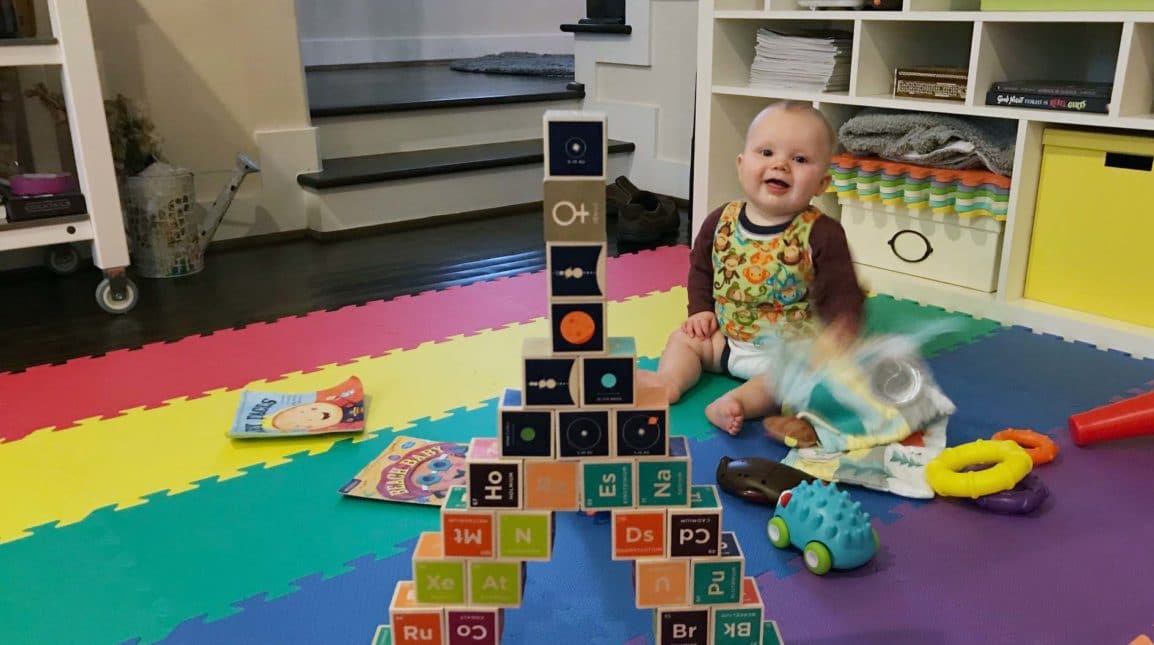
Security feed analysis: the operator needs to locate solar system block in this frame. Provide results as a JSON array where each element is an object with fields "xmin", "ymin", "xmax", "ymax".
[
  {"xmin": 467, "ymin": 460, "xmax": 521, "ymax": 509},
  {"xmin": 614, "ymin": 385, "xmax": 668, "ymax": 456},
  {"xmin": 441, "ymin": 487, "xmax": 496, "ymax": 559},
  {"xmin": 557, "ymin": 408, "xmax": 612, "ymax": 458},
  {"xmin": 542, "ymin": 178, "xmax": 607, "ymax": 243},
  {"xmin": 711, "ymin": 578, "xmax": 765, "ymax": 645},
  {"xmin": 389, "ymin": 580, "xmax": 445, "ymax": 645},
  {"xmin": 413, "ymin": 532, "xmax": 468, "ymax": 605},
  {"xmin": 764, "ymin": 620, "xmax": 785, "ymax": 645},
  {"xmin": 691, "ymin": 534, "xmax": 744, "ymax": 605},
  {"xmin": 611, "ymin": 508, "xmax": 667, "ymax": 560},
  {"xmin": 582, "ymin": 337, "xmax": 636, "ymax": 406},
  {"xmin": 523, "ymin": 460, "xmax": 581, "ymax": 511},
  {"xmin": 550, "ymin": 299, "xmax": 606, "ymax": 354},
  {"xmin": 498, "ymin": 388, "xmax": 554, "ymax": 459},
  {"xmin": 582, "ymin": 460, "xmax": 634, "ymax": 510},
  {"xmin": 543, "ymin": 110, "xmax": 607, "ymax": 180},
  {"xmin": 468, "ymin": 560, "xmax": 527, "ymax": 607},
  {"xmin": 633, "ymin": 558, "xmax": 690, "ymax": 608},
  {"xmin": 445, "ymin": 608, "xmax": 503, "ymax": 645},
  {"xmin": 547, "ymin": 242, "xmax": 607, "ymax": 300},
  {"xmin": 496, "ymin": 510, "xmax": 554, "ymax": 561},
  {"xmin": 370, "ymin": 624, "xmax": 392, "ymax": 645},
  {"xmin": 522, "ymin": 337, "xmax": 580, "ymax": 407},
  {"xmin": 654, "ymin": 607, "xmax": 711, "ymax": 645},
  {"xmin": 636, "ymin": 454, "xmax": 689, "ymax": 508},
  {"xmin": 669, "ymin": 486, "xmax": 723, "ymax": 558}
]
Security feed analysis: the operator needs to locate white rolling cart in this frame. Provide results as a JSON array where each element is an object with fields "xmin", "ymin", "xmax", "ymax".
[{"xmin": 0, "ymin": 0, "xmax": 138, "ymax": 314}]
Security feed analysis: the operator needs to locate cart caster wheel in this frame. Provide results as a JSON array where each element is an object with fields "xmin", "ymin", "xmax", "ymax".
[
  {"xmin": 46, "ymin": 244, "xmax": 81, "ymax": 275},
  {"xmin": 95, "ymin": 277, "xmax": 138, "ymax": 314}
]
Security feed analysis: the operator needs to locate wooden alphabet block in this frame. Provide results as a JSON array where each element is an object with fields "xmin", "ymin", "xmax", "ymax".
[
  {"xmin": 543, "ymin": 110, "xmax": 607, "ymax": 180},
  {"xmin": 370, "ymin": 624, "xmax": 392, "ymax": 645},
  {"xmin": 522, "ymin": 337, "xmax": 580, "ymax": 407},
  {"xmin": 497, "ymin": 510, "xmax": 554, "ymax": 561},
  {"xmin": 468, "ymin": 560, "xmax": 526, "ymax": 607},
  {"xmin": 633, "ymin": 558, "xmax": 690, "ymax": 608},
  {"xmin": 692, "ymin": 533, "xmax": 744, "ymax": 605},
  {"xmin": 654, "ymin": 607, "xmax": 711, "ymax": 645},
  {"xmin": 764, "ymin": 620, "xmax": 785, "ymax": 645},
  {"xmin": 467, "ymin": 460, "xmax": 521, "ymax": 509},
  {"xmin": 547, "ymin": 242, "xmax": 607, "ymax": 300},
  {"xmin": 612, "ymin": 509, "xmax": 666, "ymax": 560},
  {"xmin": 441, "ymin": 486, "xmax": 496, "ymax": 559},
  {"xmin": 523, "ymin": 460, "xmax": 581, "ymax": 511},
  {"xmin": 581, "ymin": 337, "xmax": 636, "ymax": 406},
  {"xmin": 542, "ymin": 178, "xmax": 607, "ymax": 242},
  {"xmin": 614, "ymin": 386, "xmax": 668, "ymax": 456},
  {"xmin": 413, "ymin": 531, "xmax": 467, "ymax": 605},
  {"xmin": 445, "ymin": 607, "xmax": 503, "ymax": 645},
  {"xmin": 468, "ymin": 437, "xmax": 500, "ymax": 460},
  {"xmin": 669, "ymin": 485, "xmax": 723, "ymax": 557},
  {"xmin": 557, "ymin": 409, "xmax": 612, "ymax": 458},
  {"xmin": 389, "ymin": 580, "xmax": 444, "ymax": 645},
  {"xmin": 711, "ymin": 577, "xmax": 765, "ymax": 645},
  {"xmin": 636, "ymin": 452, "xmax": 689, "ymax": 508},
  {"xmin": 498, "ymin": 388, "xmax": 554, "ymax": 459},
  {"xmin": 550, "ymin": 299, "xmax": 606, "ymax": 354},
  {"xmin": 582, "ymin": 460, "xmax": 634, "ymax": 510}
]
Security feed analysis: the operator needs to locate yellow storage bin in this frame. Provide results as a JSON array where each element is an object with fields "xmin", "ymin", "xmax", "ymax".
[{"xmin": 1025, "ymin": 129, "xmax": 1154, "ymax": 328}]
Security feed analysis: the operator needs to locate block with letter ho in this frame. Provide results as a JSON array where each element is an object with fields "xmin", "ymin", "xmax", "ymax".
[
  {"xmin": 551, "ymin": 299, "xmax": 606, "ymax": 354},
  {"xmin": 440, "ymin": 486, "xmax": 496, "ymax": 559},
  {"xmin": 468, "ymin": 560, "xmax": 526, "ymax": 607},
  {"xmin": 611, "ymin": 508, "xmax": 666, "ymax": 560},
  {"xmin": 467, "ymin": 459, "xmax": 521, "ymax": 509},
  {"xmin": 654, "ymin": 607, "xmax": 711, "ymax": 645},
  {"xmin": 582, "ymin": 460, "xmax": 634, "ymax": 510},
  {"xmin": 498, "ymin": 388, "xmax": 554, "ymax": 459},
  {"xmin": 669, "ymin": 485, "xmax": 723, "ymax": 558},
  {"xmin": 445, "ymin": 607, "xmax": 504, "ymax": 645},
  {"xmin": 636, "ymin": 435, "xmax": 690, "ymax": 507},
  {"xmin": 548, "ymin": 242, "xmax": 606, "ymax": 300},
  {"xmin": 522, "ymin": 460, "xmax": 581, "ymax": 511},
  {"xmin": 542, "ymin": 178, "xmax": 606, "ymax": 243},
  {"xmin": 582, "ymin": 337, "xmax": 636, "ymax": 406},
  {"xmin": 632, "ymin": 557, "xmax": 690, "ymax": 608},
  {"xmin": 543, "ymin": 109, "xmax": 607, "ymax": 180},
  {"xmin": 711, "ymin": 577, "xmax": 765, "ymax": 645},
  {"xmin": 497, "ymin": 510, "xmax": 554, "ymax": 561},
  {"xmin": 413, "ymin": 531, "xmax": 467, "ymax": 605},
  {"xmin": 691, "ymin": 531, "xmax": 745, "ymax": 605},
  {"xmin": 522, "ymin": 337, "xmax": 580, "ymax": 407},
  {"xmin": 389, "ymin": 580, "xmax": 444, "ymax": 645}
]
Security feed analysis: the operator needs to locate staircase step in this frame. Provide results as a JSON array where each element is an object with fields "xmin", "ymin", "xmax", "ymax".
[{"xmin": 298, "ymin": 138, "xmax": 636, "ymax": 190}]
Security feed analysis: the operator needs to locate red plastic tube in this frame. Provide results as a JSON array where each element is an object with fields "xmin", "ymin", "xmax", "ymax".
[{"xmin": 1068, "ymin": 390, "xmax": 1154, "ymax": 446}]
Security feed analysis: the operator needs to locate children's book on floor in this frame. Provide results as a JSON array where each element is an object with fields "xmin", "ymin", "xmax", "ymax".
[
  {"xmin": 228, "ymin": 375, "xmax": 367, "ymax": 438},
  {"xmin": 340, "ymin": 435, "xmax": 469, "ymax": 506}
]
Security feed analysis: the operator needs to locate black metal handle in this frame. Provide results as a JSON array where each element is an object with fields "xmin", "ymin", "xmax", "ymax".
[
  {"xmin": 887, "ymin": 229, "xmax": 933, "ymax": 263},
  {"xmin": 1105, "ymin": 152, "xmax": 1153, "ymax": 172}
]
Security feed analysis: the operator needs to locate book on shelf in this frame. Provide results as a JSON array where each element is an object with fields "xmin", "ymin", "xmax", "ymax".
[
  {"xmin": 986, "ymin": 89, "xmax": 1109, "ymax": 114},
  {"xmin": 893, "ymin": 67, "xmax": 968, "ymax": 102},
  {"xmin": 4, "ymin": 191, "xmax": 87, "ymax": 222},
  {"xmin": 748, "ymin": 27, "xmax": 853, "ymax": 93},
  {"xmin": 989, "ymin": 80, "xmax": 1113, "ymax": 99}
]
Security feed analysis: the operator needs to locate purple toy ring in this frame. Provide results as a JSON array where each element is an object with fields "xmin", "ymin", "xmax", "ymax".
[{"xmin": 972, "ymin": 472, "xmax": 1049, "ymax": 515}]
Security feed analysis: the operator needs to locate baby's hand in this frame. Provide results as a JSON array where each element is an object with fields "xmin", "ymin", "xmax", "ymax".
[{"xmin": 682, "ymin": 311, "xmax": 718, "ymax": 339}]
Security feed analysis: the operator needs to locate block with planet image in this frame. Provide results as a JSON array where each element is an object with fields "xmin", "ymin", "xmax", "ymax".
[
  {"xmin": 557, "ymin": 409, "xmax": 612, "ymax": 458},
  {"xmin": 550, "ymin": 299, "xmax": 606, "ymax": 354},
  {"xmin": 581, "ymin": 337, "xmax": 636, "ymax": 407},
  {"xmin": 498, "ymin": 388, "xmax": 555, "ymax": 459},
  {"xmin": 614, "ymin": 386, "xmax": 668, "ymax": 457},
  {"xmin": 522, "ymin": 337, "xmax": 581, "ymax": 408},
  {"xmin": 547, "ymin": 242, "xmax": 607, "ymax": 300}
]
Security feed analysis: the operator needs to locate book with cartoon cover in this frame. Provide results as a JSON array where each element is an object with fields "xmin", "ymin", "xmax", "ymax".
[
  {"xmin": 228, "ymin": 376, "xmax": 367, "ymax": 438},
  {"xmin": 339, "ymin": 435, "xmax": 470, "ymax": 506}
]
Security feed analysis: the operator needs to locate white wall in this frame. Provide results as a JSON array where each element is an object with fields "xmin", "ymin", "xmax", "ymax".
[{"xmin": 296, "ymin": 0, "xmax": 585, "ymax": 67}]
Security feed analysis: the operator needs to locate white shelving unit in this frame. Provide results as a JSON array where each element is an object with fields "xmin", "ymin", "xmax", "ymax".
[
  {"xmin": 692, "ymin": 0, "xmax": 1154, "ymax": 358},
  {"xmin": 0, "ymin": 0, "xmax": 138, "ymax": 314}
]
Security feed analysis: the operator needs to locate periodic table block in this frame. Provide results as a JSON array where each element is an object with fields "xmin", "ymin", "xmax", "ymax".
[
  {"xmin": 764, "ymin": 620, "xmax": 785, "ymax": 645},
  {"xmin": 522, "ymin": 337, "xmax": 581, "ymax": 407},
  {"xmin": 468, "ymin": 437, "xmax": 501, "ymax": 460},
  {"xmin": 523, "ymin": 460, "xmax": 581, "ymax": 511},
  {"xmin": 445, "ymin": 607, "xmax": 503, "ymax": 645},
  {"xmin": 692, "ymin": 532, "xmax": 744, "ymax": 605},
  {"xmin": 370, "ymin": 625, "xmax": 391, "ymax": 645},
  {"xmin": 547, "ymin": 242, "xmax": 607, "ymax": 300},
  {"xmin": 581, "ymin": 337, "xmax": 636, "ymax": 406},
  {"xmin": 611, "ymin": 508, "xmax": 666, "ymax": 560},
  {"xmin": 557, "ymin": 409, "xmax": 612, "ymax": 458},
  {"xmin": 413, "ymin": 531, "xmax": 467, "ymax": 605},
  {"xmin": 468, "ymin": 560, "xmax": 526, "ymax": 608},
  {"xmin": 711, "ymin": 577, "xmax": 765, "ymax": 645},
  {"xmin": 636, "ymin": 454, "xmax": 690, "ymax": 508},
  {"xmin": 498, "ymin": 388, "xmax": 554, "ymax": 459},
  {"xmin": 669, "ymin": 485, "xmax": 723, "ymax": 558},
  {"xmin": 389, "ymin": 580, "xmax": 444, "ymax": 645},
  {"xmin": 654, "ymin": 607, "xmax": 711, "ymax": 645},
  {"xmin": 467, "ymin": 460, "xmax": 521, "ymax": 509},
  {"xmin": 497, "ymin": 510, "xmax": 554, "ymax": 561},
  {"xmin": 614, "ymin": 386, "xmax": 668, "ymax": 456},
  {"xmin": 582, "ymin": 460, "xmax": 634, "ymax": 510},
  {"xmin": 551, "ymin": 299, "xmax": 607, "ymax": 355},
  {"xmin": 441, "ymin": 486, "xmax": 496, "ymax": 559},
  {"xmin": 633, "ymin": 558, "xmax": 690, "ymax": 608}
]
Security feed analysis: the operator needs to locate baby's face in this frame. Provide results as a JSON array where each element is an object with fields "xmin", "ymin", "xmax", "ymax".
[
  {"xmin": 736, "ymin": 108, "xmax": 833, "ymax": 222},
  {"xmin": 272, "ymin": 402, "xmax": 343, "ymax": 431}
]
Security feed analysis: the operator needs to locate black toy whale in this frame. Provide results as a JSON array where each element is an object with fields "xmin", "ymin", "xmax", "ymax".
[{"xmin": 716, "ymin": 456, "xmax": 817, "ymax": 505}]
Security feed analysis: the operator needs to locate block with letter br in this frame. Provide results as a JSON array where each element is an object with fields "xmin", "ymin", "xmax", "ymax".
[
  {"xmin": 551, "ymin": 299, "xmax": 606, "ymax": 354},
  {"xmin": 691, "ymin": 531, "xmax": 745, "ymax": 605},
  {"xmin": 654, "ymin": 607, "xmax": 711, "ymax": 645},
  {"xmin": 636, "ymin": 438, "xmax": 689, "ymax": 507},
  {"xmin": 523, "ymin": 460, "xmax": 581, "ymax": 511},
  {"xmin": 611, "ymin": 508, "xmax": 666, "ymax": 560},
  {"xmin": 557, "ymin": 408, "xmax": 612, "ymax": 459},
  {"xmin": 614, "ymin": 385, "xmax": 668, "ymax": 455},
  {"xmin": 389, "ymin": 580, "xmax": 444, "ymax": 645},
  {"xmin": 582, "ymin": 337, "xmax": 636, "ymax": 407},
  {"xmin": 413, "ymin": 531, "xmax": 467, "ymax": 605},
  {"xmin": 467, "ymin": 460, "xmax": 521, "ymax": 509},
  {"xmin": 445, "ymin": 607, "xmax": 503, "ymax": 645},
  {"xmin": 497, "ymin": 510, "xmax": 554, "ymax": 561},
  {"xmin": 633, "ymin": 557, "xmax": 690, "ymax": 608},
  {"xmin": 543, "ymin": 110, "xmax": 607, "ymax": 180},
  {"xmin": 548, "ymin": 242, "xmax": 606, "ymax": 300},
  {"xmin": 669, "ymin": 485, "xmax": 723, "ymax": 557},
  {"xmin": 542, "ymin": 178, "xmax": 606, "ymax": 242},
  {"xmin": 498, "ymin": 388, "xmax": 554, "ymax": 459},
  {"xmin": 582, "ymin": 460, "xmax": 634, "ymax": 510},
  {"xmin": 522, "ymin": 337, "xmax": 580, "ymax": 407},
  {"xmin": 712, "ymin": 577, "xmax": 765, "ymax": 645},
  {"xmin": 441, "ymin": 486, "xmax": 496, "ymax": 559},
  {"xmin": 468, "ymin": 560, "xmax": 526, "ymax": 607}
]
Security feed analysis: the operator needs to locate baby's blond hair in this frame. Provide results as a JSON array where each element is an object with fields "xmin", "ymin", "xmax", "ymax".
[{"xmin": 745, "ymin": 100, "xmax": 837, "ymax": 159}]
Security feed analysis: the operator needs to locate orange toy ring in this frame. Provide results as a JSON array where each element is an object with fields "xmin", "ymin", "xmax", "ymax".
[{"xmin": 992, "ymin": 429, "xmax": 1059, "ymax": 465}]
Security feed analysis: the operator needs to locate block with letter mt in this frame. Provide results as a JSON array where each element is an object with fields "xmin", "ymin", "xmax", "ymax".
[
  {"xmin": 441, "ymin": 486, "xmax": 496, "ymax": 559},
  {"xmin": 543, "ymin": 110, "xmax": 607, "ymax": 180},
  {"xmin": 611, "ymin": 508, "xmax": 666, "ymax": 560},
  {"xmin": 498, "ymin": 388, "xmax": 554, "ymax": 459},
  {"xmin": 445, "ymin": 607, "xmax": 503, "ymax": 645},
  {"xmin": 522, "ymin": 337, "xmax": 580, "ymax": 407},
  {"xmin": 632, "ymin": 557, "xmax": 690, "ymax": 608},
  {"xmin": 551, "ymin": 299, "xmax": 606, "ymax": 354},
  {"xmin": 557, "ymin": 408, "xmax": 612, "ymax": 458},
  {"xmin": 523, "ymin": 460, "xmax": 581, "ymax": 511},
  {"xmin": 389, "ymin": 580, "xmax": 444, "ymax": 645},
  {"xmin": 582, "ymin": 460, "xmax": 634, "ymax": 510},
  {"xmin": 370, "ymin": 625, "xmax": 391, "ymax": 645},
  {"xmin": 582, "ymin": 337, "xmax": 637, "ymax": 407},
  {"xmin": 669, "ymin": 485, "xmax": 723, "ymax": 557},
  {"xmin": 691, "ymin": 531, "xmax": 745, "ymax": 605},
  {"xmin": 614, "ymin": 385, "xmax": 668, "ymax": 455},
  {"xmin": 548, "ymin": 242, "xmax": 606, "ymax": 300},
  {"xmin": 413, "ymin": 531, "xmax": 467, "ymax": 605},
  {"xmin": 654, "ymin": 607, "xmax": 711, "ymax": 645},
  {"xmin": 711, "ymin": 577, "xmax": 765, "ymax": 645},
  {"xmin": 636, "ymin": 436, "xmax": 689, "ymax": 507},
  {"xmin": 467, "ymin": 459, "xmax": 521, "ymax": 509},
  {"xmin": 542, "ymin": 178, "xmax": 606, "ymax": 242},
  {"xmin": 468, "ymin": 560, "xmax": 526, "ymax": 607},
  {"xmin": 497, "ymin": 510, "xmax": 554, "ymax": 561}
]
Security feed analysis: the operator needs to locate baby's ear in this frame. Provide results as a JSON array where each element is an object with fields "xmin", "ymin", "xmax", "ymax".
[{"xmin": 814, "ymin": 171, "xmax": 832, "ymax": 196}]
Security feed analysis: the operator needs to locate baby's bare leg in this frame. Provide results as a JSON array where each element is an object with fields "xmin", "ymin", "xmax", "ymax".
[
  {"xmin": 705, "ymin": 375, "xmax": 776, "ymax": 436},
  {"xmin": 637, "ymin": 328, "xmax": 727, "ymax": 404}
]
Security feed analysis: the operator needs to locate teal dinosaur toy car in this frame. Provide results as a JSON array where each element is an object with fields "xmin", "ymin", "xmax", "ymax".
[{"xmin": 767, "ymin": 480, "xmax": 879, "ymax": 575}]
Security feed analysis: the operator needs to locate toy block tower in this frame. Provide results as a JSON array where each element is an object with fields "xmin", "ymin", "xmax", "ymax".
[{"xmin": 370, "ymin": 112, "xmax": 785, "ymax": 644}]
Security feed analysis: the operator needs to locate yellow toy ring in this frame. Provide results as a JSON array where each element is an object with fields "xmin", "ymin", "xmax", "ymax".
[{"xmin": 925, "ymin": 439, "xmax": 1034, "ymax": 499}]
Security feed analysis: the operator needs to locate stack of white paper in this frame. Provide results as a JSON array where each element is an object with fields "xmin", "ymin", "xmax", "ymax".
[{"xmin": 749, "ymin": 27, "xmax": 854, "ymax": 93}]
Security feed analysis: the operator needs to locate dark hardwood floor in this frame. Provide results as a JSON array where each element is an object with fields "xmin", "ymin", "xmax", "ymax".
[{"xmin": 0, "ymin": 208, "xmax": 688, "ymax": 374}]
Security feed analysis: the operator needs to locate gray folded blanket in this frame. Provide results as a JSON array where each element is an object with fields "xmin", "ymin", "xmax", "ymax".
[{"xmin": 837, "ymin": 109, "xmax": 1017, "ymax": 176}]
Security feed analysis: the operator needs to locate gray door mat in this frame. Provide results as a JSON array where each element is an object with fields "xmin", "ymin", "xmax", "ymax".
[{"xmin": 449, "ymin": 52, "xmax": 574, "ymax": 78}]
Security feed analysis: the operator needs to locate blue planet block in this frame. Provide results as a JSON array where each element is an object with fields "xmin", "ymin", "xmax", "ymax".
[{"xmin": 582, "ymin": 337, "xmax": 637, "ymax": 406}]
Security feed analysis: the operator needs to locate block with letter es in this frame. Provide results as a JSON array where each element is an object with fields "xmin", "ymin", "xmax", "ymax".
[
  {"xmin": 582, "ymin": 460, "xmax": 633, "ymax": 510},
  {"xmin": 412, "ymin": 531, "xmax": 467, "ymax": 605}
]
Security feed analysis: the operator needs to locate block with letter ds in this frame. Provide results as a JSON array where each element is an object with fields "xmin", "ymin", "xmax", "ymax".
[
  {"xmin": 522, "ymin": 337, "xmax": 580, "ymax": 407},
  {"xmin": 611, "ymin": 508, "xmax": 666, "ymax": 559}
]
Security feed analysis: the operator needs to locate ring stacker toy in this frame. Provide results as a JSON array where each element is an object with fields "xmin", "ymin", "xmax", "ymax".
[
  {"xmin": 970, "ymin": 471, "xmax": 1049, "ymax": 515},
  {"xmin": 991, "ymin": 428, "xmax": 1059, "ymax": 465},
  {"xmin": 925, "ymin": 439, "xmax": 1033, "ymax": 499}
]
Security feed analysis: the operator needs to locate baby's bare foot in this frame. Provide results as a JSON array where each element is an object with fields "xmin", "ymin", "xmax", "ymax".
[
  {"xmin": 763, "ymin": 415, "xmax": 818, "ymax": 448},
  {"xmin": 636, "ymin": 369, "xmax": 681, "ymax": 404},
  {"xmin": 705, "ymin": 393, "xmax": 744, "ymax": 436}
]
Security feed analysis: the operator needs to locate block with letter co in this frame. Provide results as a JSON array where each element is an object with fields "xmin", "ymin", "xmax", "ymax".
[
  {"xmin": 669, "ymin": 485, "xmax": 723, "ymax": 557},
  {"xmin": 446, "ymin": 608, "xmax": 504, "ymax": 645}
]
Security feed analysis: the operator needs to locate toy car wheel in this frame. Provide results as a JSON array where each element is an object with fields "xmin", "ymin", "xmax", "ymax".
[
  {"xmin": 767, "ymin": 516, "xmax": 791, "ymax": 548},
  {"xmin": 803, "ymin": 541, "xmax": 833, "ymax": 575}
]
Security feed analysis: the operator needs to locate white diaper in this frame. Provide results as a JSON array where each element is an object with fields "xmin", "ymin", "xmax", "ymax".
[{"xmin": 721, "ymin": 338, "xmax": 774, "ymax": 381}]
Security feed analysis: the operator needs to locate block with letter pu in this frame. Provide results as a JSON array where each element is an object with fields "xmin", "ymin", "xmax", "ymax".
[
  {"xmin": 548, "ymin": 242, "xmax": 607, "ymax": 300},
  {"xmin": 468, "ymin": 560, "xmax": 526, "ymax": 607},
  {"xmin": 611, "ymin": 508, "xmax": 666, "ymax": 559},
  {"xmin": 498, "ymin": 388, "xmax": 554, "ymax": 459},
  {"xmin": 497, "ymin": 510, "xmax": 554, "ymax": 561},
  {"xmin": 669, "ymin": 485, "xmax": 723, "ymax": 557},
  {"xmin": 633, "ymin": 557, "xmax": 690, "ymax": 608},
  {"xmin": 522, "ymin": 460, "xmax": 581, "ymax": 511},
  {"xmin": 691, "ymin": 531, "xmax": 745, "ymax": 605},
  {"xmin": 582, "ymin": 460, "xmax": 634, "ymax": 510},
  {"xmin": 441, "ymin": 486, "xmax": 496, "ymax": 559},
  {"xmin": 551, "ymin": 299, "xmax": 606, "ymax": 354},
  {"xmin": 389, "ymin": 580, "xmax": 444, "ymax": 645},
  {"xmin": 467, "ymin": 459, "xmax": 521, "ymax": 509},
  {"xmin": 522, "ymin": 337, "xmax": 580, "ymax": 407},
  {"xmin": 542, "ymin": 178, "xmax": 606, "ymax": 243},
  {"xmin": 654, "ymin": 607, "xmax": 711, "ymax": 645},
  {"xmin": 445, "ymin": 608, "xmax": 503, "ymax": 645},
  {"xmin": 581, "ymin": 337, "xmax": 636, "ymax": 406},
  {"xmin": 711, "ymin": 577, "xmax": 765, "ymax": 645},
  {"xmin": 412, "ymin": 531, "xmax": 467, "ymax": 605}
]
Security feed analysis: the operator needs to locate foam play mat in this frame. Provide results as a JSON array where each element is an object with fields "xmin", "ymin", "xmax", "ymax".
[{"xmin": 2, "ymin": 245, "xmax": 1153, "ymax": 645}]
